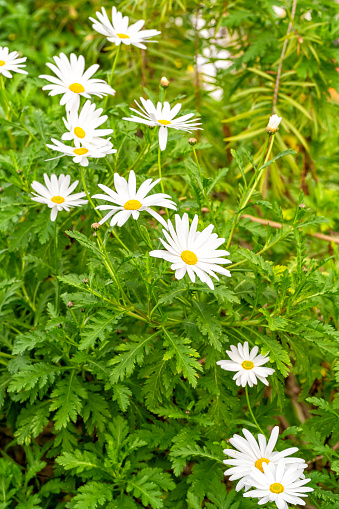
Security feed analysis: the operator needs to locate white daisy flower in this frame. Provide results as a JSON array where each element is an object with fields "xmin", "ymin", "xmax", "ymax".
[
  {"xmin": 89, "ymin": 7, "xmax": 161, "ymax": 50},
  {"xmin": 0, "ymin": 46, "xmax": 27, "ymax": 78},
  {"xmin": 216, "ymin": 341, "xmax": 275, "ymax": 387},
  {"xmin": 61, "ymin": 100, "xmax": 113, "ymax": 148},
  {"xmin": 31, "ymin": 174, "xmax": 87, "ymax": 222},
  {"xmin": 39, "ymin": 53, "xmax": 115, "ymax": 111},
  {"xmin": 92, "ymin": 170, "xmax": 176, "ymax": 228},
  {"xmin": 223, "ymin": 426, "xmax": 307, "ymax": 492},
  {"xmin": 149, "ymin": 213, "xmax": 231, "ymax": 290},
  {"xmin": 46, "ymin": 138, "xmax": 116, "ymax": 167},
  {"xmin": 123, "ymin": 98, "xmax": 202, "ymax": 151},
  {"xmin": 266, "ymin": 114, "xmax": 282, "ymax": 134},
  {"xmin": 244, "ymin": 459, "xmax": 313, "ymax": 509}
]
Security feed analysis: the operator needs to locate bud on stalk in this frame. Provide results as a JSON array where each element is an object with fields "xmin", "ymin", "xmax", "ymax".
[
  {"xmin": 266, "ymin": 114, "xmax": 282, "ymax": 134},
  {"xmin": 160, "ymin": 76, "xmax": 169, "ymax": 88}
]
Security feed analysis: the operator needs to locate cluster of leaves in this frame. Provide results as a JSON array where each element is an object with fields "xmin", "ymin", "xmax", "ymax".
[{"xmin": 0, "ymin": 0, "xmax": 339, "ymax": 508}]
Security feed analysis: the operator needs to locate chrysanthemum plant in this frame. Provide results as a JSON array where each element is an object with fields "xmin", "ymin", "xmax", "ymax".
[{"xmin": 0, "ymin": 2, "xmax": 338, "ymax": 509}]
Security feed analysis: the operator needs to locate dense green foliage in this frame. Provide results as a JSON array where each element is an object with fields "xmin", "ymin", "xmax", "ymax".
[{"xmin": 1, "ymin": 0, "xmax": 339, "ymax": 507}]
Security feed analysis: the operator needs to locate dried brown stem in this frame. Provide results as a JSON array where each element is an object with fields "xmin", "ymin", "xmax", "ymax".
[
  {"xmin": 241, "ymin": 213, "xmax": 339, "ymax": 245},
  {"xmin": 272, "ymin": 0, "xmax": 298, "ymax": 113}
]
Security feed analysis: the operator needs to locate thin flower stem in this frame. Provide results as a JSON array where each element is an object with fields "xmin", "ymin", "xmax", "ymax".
[
  {"xmin": 245, "ymin": 385, "xmax": 266, "ymax": 437},
  {"xmin": 0, "ymin": 75, "xmax": 10, "ymax": 119},
  {"xmin": 96, "ymin": 232, "xmax": 128, "ymax": 306},
  {"xmin": 103, "ymin": 44, "xmax": 121, "ymax": 110},
  {"xmin": 193, "ymin": 146, "xmax": 221, "ymax": 234},
  {"xmin": 229, "ymin": 225, "xmax": 294, "ymax": 270},
  {"xmin": 158, "ymin": 146, "xmax": 165, "ymax": 194},
  {"xmin": 110, "ymin": 227, "xmax": 130, "ymax": 253},
  {"xmin": 80, "ymin": 166, "xmax": 100, "ymax": 218},
  {"xmin": 192, "ymin": 146, "xmax": 202, "ymax": 180},
  {"xmin": 243, "ymin": 135, "xmax": 274, "ymax": 208},
  {"xmin": 54, "ymin": 219, "xmax": 59, "ymax": 314},
  {"xmin": 225, "ymin": 135, "xmax": 274, "ymax": 250},
  {"xmin": 127, "ymin": 142, "xmax": 150, "ymax": 174},
  {"xmin": 135, "ymin": 220, "xmax": 153, "ymax": 250}
]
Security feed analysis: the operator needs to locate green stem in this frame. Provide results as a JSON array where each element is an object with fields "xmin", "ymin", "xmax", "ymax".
[
  {"xmin": 193, "ymin": 146, "xmax": 202, "ymax": 180},
  {"xmin": 226, "ymin": 135, "xmax": 274, "ymax": 250},
  {"xmin": 0, "ymin": 75, "xmax": 10, "ymax": 119},
  {"xmin": 229, "ymin": 225, "xmax": 293, "ymax": 270},
  {"xmin": 127, "ymin": 142, "xmax": 151, "ymax": 174},
  {"xmin": 80, "ymin": 166, "xmax": 100, "ymax": 218},
  {"xmin": 54, "ymin": 219, "xmax": 59, "ymax": 314},
  {"xmin": 243, "ymin": 135, "xmax": 274, "ymax": 208},
  {"xmin": 111, "ymin": 227, "xmax": 130, "ymax": 253},
  {"xmin": 245, "ymin": 385, "xmax": 266, "ymax": 436},
  {"xmin": 96, "ymin": 232, "xmax": 128, "ymax": 306},
  {"xmin": 158, "ymin": 146, "xmax": 165, "ymax": 194},
  {"xmin": 103, "ymin": 44, "xmax": 121, "ymax": 110}
]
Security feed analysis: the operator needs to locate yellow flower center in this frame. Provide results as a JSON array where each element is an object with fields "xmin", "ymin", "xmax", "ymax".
[
  {"xmin": 74, "ymin": 126, "xmax": 86, "ymax": 138},
  {"xmin": 124, "ymin": 199, "xmax": 141, "ymax": 210},
  {"xmin": 51, "ymin": 196, "xmax": 65, "ymax": 204},
  {"xmin": 241, "ymin": 360, "xmax": 254, "ymax": 370},
  {"xmin": 69, "ymin": 83, "xmax": 85, "ymax": 93},
  {"xmin": 270, "ymin": 483, "xmax": 284, "ymax": 494},
  {"xmin": 0, "ymin": 60, "xmax": 5, "ymax": 67},
  {"xmin": 158, "ymin": 119, "xmax": 171, "ymax": 125},
  {"xmin": 255, "ymin": 458, "xmax": 270, "ymax": 473},
  {"xmin": 181, "ymin": 250, "xmax": 198, "ymax": 265},
  {"xmin": 117, "ymin": 33, "xmax": 130, "ymax": 39},
  {"xmin": 73, "ymin": 148, "xmax": 88, "ymax": 155}
]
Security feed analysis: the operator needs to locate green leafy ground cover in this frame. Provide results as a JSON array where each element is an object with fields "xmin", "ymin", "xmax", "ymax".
[{"xmin": 0, "ymin": 0, "xmax": 339, "ymax": 507}]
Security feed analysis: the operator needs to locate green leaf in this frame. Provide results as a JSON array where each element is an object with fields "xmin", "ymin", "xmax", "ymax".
[
  {"xmin": 56, "ymin": 449, "xmax": 102, "ymax": 475},
  {"xmin": 50, "ymin": 374, "xmax": 87, "ymax": 430},
  {"xmin": 192, "ymin": 302, "xmax": 224, "ymax": 351},
  {"xmin": 260, "ymin": 149, "xmax": 297, "ymax": 170},
  {"xmin": 71, "ymin": 482, "xmax": 113, "ymax": 509},
  {"xmin": 231, "ymin": 149, "xmax": 246, "ymax": 185},
  {"xmin": 79, "ymin": 311, "xmax": 122, "ymax": 350},
  {"xmin": 12, "ymin": 330, "xmax": 47, "ymax": 355},
  {"xmin": 108, "ymin": 333, "xmax": 156, "ymax": 383},
  {"xmin": 65, "ymin": 230, "xmax": 102, "ymax": 258},
  {"xmin": 15, "ymin": 402, "xmax": 50, "ymax": 445},
  {"xmin": 162, "ymin": 328, "xmax": 202, "ymax": 387},
  {"xmin": 112, "ymin": 384, "xmax": 132, "ymax": 412}
]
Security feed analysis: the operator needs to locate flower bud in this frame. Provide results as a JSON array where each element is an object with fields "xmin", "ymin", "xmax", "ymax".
[
  {"xmin": 82, "ymin": 278, "xmax": 88, "ymax": 284},
  {"xmin": 91, "ymin": 222, "xmax": 101, "ymax": 231},
  {"xmin": 67, "ymin": 301, "xmax": 74, "ymax": 308},
  {"xmin": 160, "ymin": 76, "xmax": 170, "ymax": 88},
  {"xmin": 266, "ymin": 114, "xmax": 282, "ymax": 134},
  {"xmin": 0, "ymin": 188, "xmax": 3, "ymax": 193},
  {"xmin": 17, "ymin": 169, "xmax": 22, "ymax": 174},
  {"xmin": 189, "ymin": 137, "xmax": 197, "ymax": 146},
  {"xmin": 81, "ymin": 308, "xmax": 85, "ymax": 312}
]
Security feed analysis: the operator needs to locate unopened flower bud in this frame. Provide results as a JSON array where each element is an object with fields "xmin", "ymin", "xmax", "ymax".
[
  {"xmin": 17, "ymin": 169, "xmax": 22, "ymax": 174},
  {"xmin": 266, "ymin": 114, "xmax": 282, "ymax": 134},
  {"xmin": 299, "ymin": 204, "xmax": 306, "ymax": 208},
  {"xmin": 160, "ymin": 76, "xmax": 170, "ymax": 88},
  {"xmin": 81, "ymin": 308, "xmax": 85, "ymax": 312},
  {"xmin": 0, "ymin": 188, "xmax": 3, "ymax": 193},
  {"xmin": 82, "ymin": 278, "xmax": 88, "ymax": 284},
  {"xmin": 91, "ymin": 222, "xmax": 101, "ymax": 231},
  {"xmin": 93, "ymin": 232, "xmax": 97, "ymax": 237},
  {"xmin": 67, "ymin": 301, "xmax": 74, "ymax": 308},
  {"xmin": 58, "ymin": 323, "xmax": 62, "ymax": 328},
  {"xmin": 189, "ymin": 137, "xmax": 197, "ymax": 146}
]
